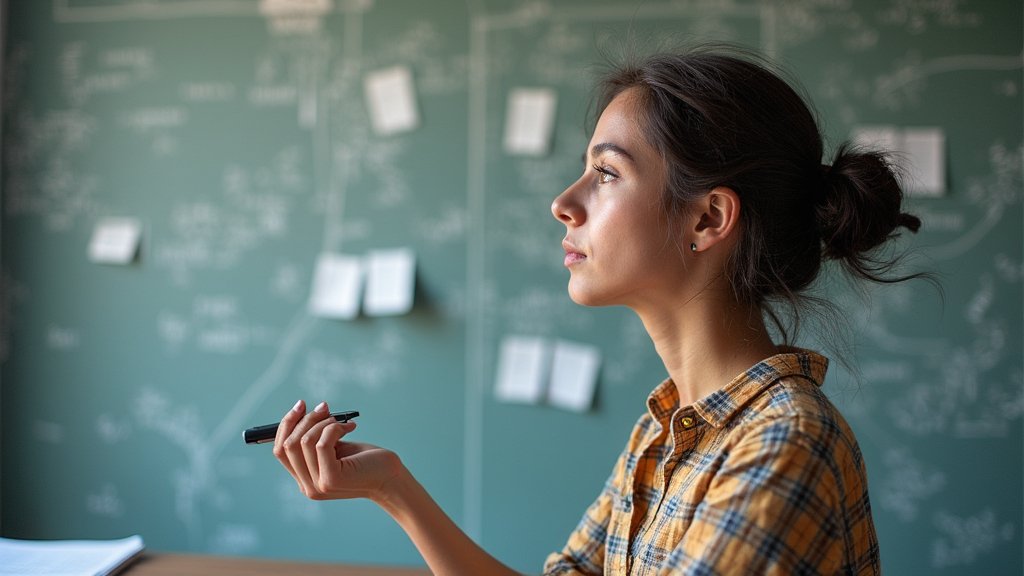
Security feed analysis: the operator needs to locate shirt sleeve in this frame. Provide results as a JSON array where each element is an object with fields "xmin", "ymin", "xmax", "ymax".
[{"xmin": 664, "ymin": 417, "xmax": 851, "ymax": 575}]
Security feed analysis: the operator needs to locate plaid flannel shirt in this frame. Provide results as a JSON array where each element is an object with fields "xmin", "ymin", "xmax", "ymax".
[{"xmin": 543, "ymin": 350, "xmax": 880, "ymax": 575}]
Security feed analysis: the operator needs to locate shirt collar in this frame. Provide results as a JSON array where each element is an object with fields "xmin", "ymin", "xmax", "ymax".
[
  {"xmin": 646, "ymin": 377, "xmax": 679, "ymax": 425},
  {"xmin": 646, "ymin": 348, "xmax": 829, "ymax": 429}
]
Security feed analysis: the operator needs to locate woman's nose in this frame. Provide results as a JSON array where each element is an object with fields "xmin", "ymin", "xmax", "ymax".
[{"xmin": 551, "ymin": 180, "xmax": 584, "ymax": 226}]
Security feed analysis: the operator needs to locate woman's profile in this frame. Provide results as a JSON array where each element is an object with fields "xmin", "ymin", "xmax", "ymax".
[{"xmin": 271, "ymin": 46, "xmax": 925, "ymax": 575}]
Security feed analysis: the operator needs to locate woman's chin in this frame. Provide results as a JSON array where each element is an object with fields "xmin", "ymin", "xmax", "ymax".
[{"xmin": 567, "ymin": 282, "xmax": 609, "ymax": 307}]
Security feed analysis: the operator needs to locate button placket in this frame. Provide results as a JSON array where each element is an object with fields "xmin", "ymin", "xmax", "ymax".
[{"xmin": 665, "ymin": 412, "xmax": 699, "ymax": 479}]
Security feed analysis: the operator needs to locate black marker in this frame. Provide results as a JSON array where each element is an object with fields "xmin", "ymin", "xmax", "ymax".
[{"xmin": 243, "ymin": 410, "xmax": 360, "ymax": 444}]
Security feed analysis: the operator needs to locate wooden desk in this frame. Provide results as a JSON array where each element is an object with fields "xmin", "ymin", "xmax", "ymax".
[{"xmin": 126, "ymin": 553, "xmax": 432, "ymax": 575}]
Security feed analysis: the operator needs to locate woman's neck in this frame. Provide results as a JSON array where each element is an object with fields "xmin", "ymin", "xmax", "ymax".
[{"xmin": 636, "ymin": 292, "xmax": 778, "ymax": 407}]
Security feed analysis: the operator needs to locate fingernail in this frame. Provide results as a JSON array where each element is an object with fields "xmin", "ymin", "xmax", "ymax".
[
  {"xmin": 292, "ymin": 400, "xmax": 303, "ymax": 413},
  {"xmin": 314, "ymin": 401, "xmax": 328, "ymax": 413}
]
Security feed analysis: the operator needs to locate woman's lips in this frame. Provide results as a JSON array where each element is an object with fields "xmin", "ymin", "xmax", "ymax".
[
  {"xmin": 562, "ymin": 240, "xmax": 586, "ymax": 267},
  {"xmin": 564, "ymin": 251, "xmax": 586, "ymax": 267}
]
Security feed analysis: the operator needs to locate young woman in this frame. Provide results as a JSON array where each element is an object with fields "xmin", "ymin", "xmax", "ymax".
[{"xmin": 272, "ymin": 47, "xmax": 922, "ymax": 575}]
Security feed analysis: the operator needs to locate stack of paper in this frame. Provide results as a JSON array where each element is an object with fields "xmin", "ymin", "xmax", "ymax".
[{"xmin": 0, "ymin": 534, "xmax": 144, "ymax": 576}]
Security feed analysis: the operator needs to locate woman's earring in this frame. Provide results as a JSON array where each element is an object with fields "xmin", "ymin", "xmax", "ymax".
[{"xmin": 690, "ymin": 242, "xmax": 698, "ymax": 253}]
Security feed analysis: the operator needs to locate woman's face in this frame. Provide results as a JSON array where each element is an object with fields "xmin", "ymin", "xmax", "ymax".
[{"xmin": 551, "ymin": 88, "xmax": 689, "ymax": 309}]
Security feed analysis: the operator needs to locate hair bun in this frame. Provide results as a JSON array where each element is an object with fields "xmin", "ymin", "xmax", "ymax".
[{"xmin": 816, "ymin": 144, "xmax": 921, "ymax": 265}]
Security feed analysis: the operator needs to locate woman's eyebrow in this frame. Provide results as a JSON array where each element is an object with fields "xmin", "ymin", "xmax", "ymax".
[{"xmin": 589, "ymin": 142, "xmax": 634, "ymax": 162}]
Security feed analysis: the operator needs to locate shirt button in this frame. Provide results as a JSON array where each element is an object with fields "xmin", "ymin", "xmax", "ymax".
[{"xmin": 680, "ymin": 416, "xmax": 695, "ymax": 429}]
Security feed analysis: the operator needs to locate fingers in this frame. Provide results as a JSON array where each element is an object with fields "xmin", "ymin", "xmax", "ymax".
[
  {"xmin": 277, "ymin": 400, "xmax": 333, "ymax": 498},
  {"xmin": 287, "ymin": 401, "xmax": 332, "ymax": 496},
  {"xmin": 272, "ymin": 400, "xmax": 360, "ymax": 500},
  {"xmin": 272, "ymin": 399, "xmax": 306, "ymax": 479},
  {"xmin": 316, "ymin": 420, "xmax": 356, "ymax": 492},
  {"xmin": 301, "ymin": 410, "xmax": 341, "ymax": 490}
]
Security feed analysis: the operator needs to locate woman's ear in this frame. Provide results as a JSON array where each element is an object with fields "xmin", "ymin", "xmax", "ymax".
[{"xmin": 690, "ymin": 186, "xmax": 741, "ymax": 252}]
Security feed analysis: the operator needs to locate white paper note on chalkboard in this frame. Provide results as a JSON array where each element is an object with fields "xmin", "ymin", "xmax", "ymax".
[
  {"xmin": 548, "ymin": 340, "xmax": 601, "ymax": 412},
  {"xmin": 364, "ymin": 248, "xmax": 416, "ymax": 316},
  {"xmin": 308, "ymin": 253, "xmax": 363, "ymax": 320},
  {"xmin": 88, "ymin": 218, "xmax": 142, "ymax": 265},
  {"xmin": 503, "ymin": 88, "xmax": 557, "ymax": 156},
  {"xmin": 494, "ymin": 336, "xmax": 550, "ymax": 405},
  {"xmin": 364, "ymin": 66, "xmax": 419, "ymax": 135},
  {"xmin": 902, "ymin": 128, "xmax": 946, "ymax": 197}
]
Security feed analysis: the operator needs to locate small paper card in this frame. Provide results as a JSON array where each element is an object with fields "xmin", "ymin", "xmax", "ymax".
[
  {"xmin": 308, "ymin": 253, "xmax": 363, "ymax": 320},
  {"xmin": 363, "ymin": 248, "xmax": 416, "ymax": 316},
  {"xmin": 902, "ymin": 128, "xmax": 945, "ymax": 197},
  {"xmin": 503, "ymin": 88, "xmax": 557, "ymax": 156},
  {"xmin": 547, "ymin": 340, "xmax": 601, "ymax": 412},
  {"xmin": 364, "ymin": 66, "xmax": 419, "ymax": 135},
  {"xmin": 88, "ymin": 218, "xmax": 142, "ymax": 264},
  {"xmin": 494, "ymin": 336, "xmax": 550, "ymax": 405}
]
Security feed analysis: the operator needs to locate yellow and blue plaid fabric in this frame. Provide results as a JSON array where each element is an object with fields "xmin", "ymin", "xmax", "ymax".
[{"xmin": 543, "ymin": 350, "xmax": 879, "ymax": 575}]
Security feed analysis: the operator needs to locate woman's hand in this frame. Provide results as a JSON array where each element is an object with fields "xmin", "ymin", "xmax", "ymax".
[
  {"xmin": 272, "ymin": 400, "xmax": 522, "ymax": 576},
  {"xmin": 273, "ymin": 400, "xmax": 404, "ymax": 503}
]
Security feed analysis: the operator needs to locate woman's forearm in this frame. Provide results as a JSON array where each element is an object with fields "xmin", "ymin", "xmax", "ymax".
[{"xmin": 375, "ymin": 467, "xmax": 524, "ymax": 576}]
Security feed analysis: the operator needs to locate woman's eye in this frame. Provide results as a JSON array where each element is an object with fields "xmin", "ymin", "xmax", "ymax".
[{"xmin": 593, "ymin": 164, "xmax": 618, "ymax": 183}]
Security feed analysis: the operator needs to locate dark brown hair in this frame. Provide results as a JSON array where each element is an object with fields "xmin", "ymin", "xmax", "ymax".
[{"xmin": 594, "ymin": 46, "xmax": 926, "ymax": 341}]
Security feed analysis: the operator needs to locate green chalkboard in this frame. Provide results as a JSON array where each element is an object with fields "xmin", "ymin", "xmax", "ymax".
[{"xmin": 2, "ymin": 1, "xmax": 1021, "ymax": 574}]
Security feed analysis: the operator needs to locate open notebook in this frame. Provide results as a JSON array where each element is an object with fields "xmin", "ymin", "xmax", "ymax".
[{"xmin": 0, "ymin": 535, "xmax": 144, "ymax": 576}]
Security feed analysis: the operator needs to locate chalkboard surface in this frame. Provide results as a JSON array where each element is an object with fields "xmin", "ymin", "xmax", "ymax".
[{"xmin": 2, "ymin": 1, "xmax": 1021, "ymax": 573}]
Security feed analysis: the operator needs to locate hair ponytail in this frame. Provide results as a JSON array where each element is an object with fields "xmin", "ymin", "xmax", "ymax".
[{"xmin": 816, "ymin": 144, "xmax": 923, "ymax": 283}]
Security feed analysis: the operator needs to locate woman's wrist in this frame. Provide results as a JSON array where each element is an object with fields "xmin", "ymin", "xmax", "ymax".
[{"xmin": 370, "ymin": 456, "xmax": 419, "ymax": 519}]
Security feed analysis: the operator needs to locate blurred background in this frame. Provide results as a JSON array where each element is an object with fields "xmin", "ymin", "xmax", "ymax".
[{"xmin": 1, "ymin": 0, "xmax": 1021, "ymax": 573}]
